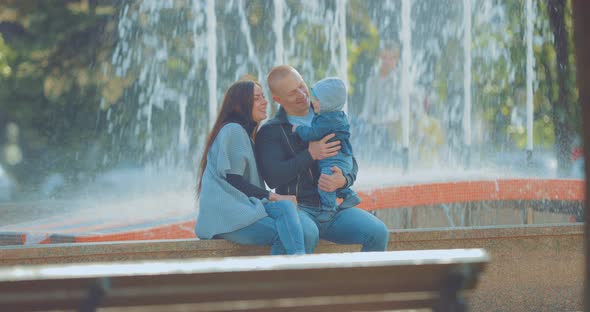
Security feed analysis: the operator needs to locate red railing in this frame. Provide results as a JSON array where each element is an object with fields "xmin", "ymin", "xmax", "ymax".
[
  {"xmin": 357, "ymin": 178, "xmax": 584, "ymax": 210},
  {"xmin": 0, "ymin": 178, "xmax": 584, "ymax": 245}
]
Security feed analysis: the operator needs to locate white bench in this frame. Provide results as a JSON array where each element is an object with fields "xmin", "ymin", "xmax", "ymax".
[{"xmin": 0, "ymin": 249, "xmax": 488, "ymax": 311}]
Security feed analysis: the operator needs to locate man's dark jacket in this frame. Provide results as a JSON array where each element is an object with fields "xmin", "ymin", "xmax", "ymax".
[{"xmin": 254, "ymin": 107, "xmax": 357, "ymax": 208}]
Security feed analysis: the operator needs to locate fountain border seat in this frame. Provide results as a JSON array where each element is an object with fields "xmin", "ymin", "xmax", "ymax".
[
  {"xmin": 0, "ymin": 178, "xmax": 583, "ymax": 246},
  {"xmin": 0, "ymin": 223, "xmax": 583, "ymax": 311}
]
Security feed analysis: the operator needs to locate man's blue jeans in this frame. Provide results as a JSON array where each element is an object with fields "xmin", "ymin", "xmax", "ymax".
[
  {"xmin": 216, "ymin": 203, "xmax": 388, "ymax": 254},
  {"xmin": 216, "ymin": 200, "xmax": 314, "ymax": 255},
  {"xmin": 299, "ymin": 205, "xmax": 389, "ymax": 252}
]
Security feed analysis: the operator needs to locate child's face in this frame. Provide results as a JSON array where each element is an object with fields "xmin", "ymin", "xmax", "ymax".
[{"xmin": 311, "ymin": 96, "xmax": 320, "ymax": 113}]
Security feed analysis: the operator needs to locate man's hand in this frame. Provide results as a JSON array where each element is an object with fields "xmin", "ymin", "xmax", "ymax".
[
  {"xmin": 318, "ymin": 166, "xmax": 346, "ymax": 193},
  {"xmin": 308, "ymin": 133, "xmax": 340, "ymax": 160}
]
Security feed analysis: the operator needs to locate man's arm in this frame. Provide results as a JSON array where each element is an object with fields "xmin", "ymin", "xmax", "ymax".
[
  {"xmin": 347, "ymin": 156, "xmax": 359, "ymax": 187},
  {"xmin": 318, "ymin": 156, "xmax": 358, "ymax": 192},
  {"xmin": 256, "ymin": 124, "xmax": 341, "ymax": 189}
]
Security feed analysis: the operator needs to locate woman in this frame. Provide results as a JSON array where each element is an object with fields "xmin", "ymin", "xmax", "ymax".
[{"xmin": 196, "ymin": 79, "xmax": 315, "ymax": 255}]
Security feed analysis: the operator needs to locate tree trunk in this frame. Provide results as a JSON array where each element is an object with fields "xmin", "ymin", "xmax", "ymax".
[
  {"xmin": 548, "ymin": 0, "xmax": 575, "ymax": 176},
  {"xmin": 571, "ymin": 1, "xmax": 590, "ymax": 310}
]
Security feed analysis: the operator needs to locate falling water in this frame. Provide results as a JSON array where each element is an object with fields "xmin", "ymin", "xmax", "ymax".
[
  {"xmin": 107, "ymin": 0, "xmax": 355, "ymax": 168},
  {"xmin": 401, "ymin": 0, "xmax": 411, "ymax": 150},
  {"xmin": 336, "ymin": 0, "xmax": 349, "ymax": 113},
  {"xmin": 0, "ymin": 0, "xmax": 576, "ymax": 232},
  {"xmin": 463, "ymin": 0, "xmax": 472, "ymax": 156},
  {"xmin": 102, "ymin": 0, "xmax": 559, "ymax": 195},
  {"xmin": 273, "ymin": 0, "xmax": 285, "ymax": 65},
  {"xmin": 178, "ymin": 95, "xmax": 188, "ymax": 152},
  {"xmin": 526, "ymin": 0, "xmax": 534, "ymax": 154},
  {"xmin": 206, "ymin": 0, "xmax": 218, "ymax": 129},
  {"xmin": 237, "ymin": 2, "xmax": 263, "ymax": 82}
]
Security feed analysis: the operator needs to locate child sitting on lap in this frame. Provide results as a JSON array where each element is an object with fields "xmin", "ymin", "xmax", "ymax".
[{"xmin": 293, "ymin": 77, "xmax": 362, "ymax": 212}]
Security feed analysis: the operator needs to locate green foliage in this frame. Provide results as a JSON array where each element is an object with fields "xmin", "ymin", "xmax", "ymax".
[
  {"xmin": 468, "ymin": 0, "xmax": 579, "ymax": 162},
  {"xmin": 0, "ymin": 0, "xmax": 117, "ymax": 192},
  {"xmin": 0, "ymin": 0, "xmax": 582, "ymax": 194}
]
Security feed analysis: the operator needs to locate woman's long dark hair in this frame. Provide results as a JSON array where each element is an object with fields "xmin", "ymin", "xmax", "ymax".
[{"xmin": 197, "ymin": 80, "xmax": 260, "ymax": 195}]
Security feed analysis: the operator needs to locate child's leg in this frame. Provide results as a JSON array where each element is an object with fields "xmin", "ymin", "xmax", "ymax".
[
  {"xmin": 336, "ymin": 188, "xmax": 354, "ymax": 198},
  {"xmin": 337, "ymin": 188, "xmax": 362, "ymax": 209},
  {"xmin": 334, "ymin": 155, "xmax": 360, "ymax": 209},
  {"xmin": 264, "ymin": 200, "xmax": 305, "ymax": 254},
  {"xmin": 318, "ymin": 166, "xmax": 338, "ymax": 209}
]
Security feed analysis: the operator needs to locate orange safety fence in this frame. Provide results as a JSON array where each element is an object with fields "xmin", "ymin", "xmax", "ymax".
[
  {"xmin": 356, "ymin": 178, "xmax": 584, "ymax": 210},
  {"xmin": 0, "ymin": 178, "xmax": 584, "ymax": 246}
]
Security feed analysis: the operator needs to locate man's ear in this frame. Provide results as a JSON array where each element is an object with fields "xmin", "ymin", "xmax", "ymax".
[{"xmin": 272, "ymin": 95, "xmax": 281, "ymax": 104}]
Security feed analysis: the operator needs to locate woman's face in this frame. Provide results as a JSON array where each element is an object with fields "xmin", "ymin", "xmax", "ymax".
[{"xmin": 251, "ymin": 84, "xmax": 268, "ymax": 122}]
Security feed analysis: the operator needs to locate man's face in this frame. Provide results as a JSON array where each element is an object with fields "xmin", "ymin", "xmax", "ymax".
[{"xmin": 272, "ymin": 70, "xmax": 310, "ymax": 116}]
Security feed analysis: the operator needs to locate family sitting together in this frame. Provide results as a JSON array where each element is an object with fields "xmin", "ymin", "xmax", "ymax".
[{"xmin": 196, "ymin": 65, "xmax": 389, "ymax": 255}]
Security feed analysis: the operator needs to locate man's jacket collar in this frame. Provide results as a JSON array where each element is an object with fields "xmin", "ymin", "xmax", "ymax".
[{"xmin": 265, "ymin": 106, "xmax": 290, "ymax": 126}]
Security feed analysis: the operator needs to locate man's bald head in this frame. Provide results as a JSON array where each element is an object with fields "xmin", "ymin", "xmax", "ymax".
[
  {"xmin": 266, "ymin": 65, "xmax": 310, "ymax": 116},
  {"xmin": 267, "ymin": 65, "xmax": 299, "ymax": 95}
]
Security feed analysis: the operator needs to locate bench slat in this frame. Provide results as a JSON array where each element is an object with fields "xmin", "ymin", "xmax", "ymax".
[
  {"xmin": 96, "ymin": 294, "xmax": 440, "ymax": 312},
  {"xmin": 0, "ymin": 249, "xmax": 487, "ymax": 311}
]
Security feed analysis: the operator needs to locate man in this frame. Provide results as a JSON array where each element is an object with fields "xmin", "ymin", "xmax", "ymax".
[
  {"xmin": 255, "ymin": 65, "xmax": 389, "ymax": 252},
  {"xmin": 361, "ymin": 41, "xmax": 401, "ymax": 126}
]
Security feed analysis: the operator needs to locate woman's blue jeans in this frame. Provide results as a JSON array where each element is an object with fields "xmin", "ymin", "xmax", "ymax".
[{"xmin": 216, "ymin": 200, "xmax": 311, "ymax": 255}]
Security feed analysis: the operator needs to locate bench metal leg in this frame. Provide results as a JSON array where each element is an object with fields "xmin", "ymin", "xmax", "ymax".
[
  {"xmin": 79, "ymin": 277, "xmax": 111, "ymax": 312},
  {"xmin": 435, "ymin": 266, "xmax": 471, "ymax": 312}
]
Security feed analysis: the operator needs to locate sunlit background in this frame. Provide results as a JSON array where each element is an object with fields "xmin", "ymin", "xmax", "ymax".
[{"xmin": 0, "ymin": 0, "xmax": 581, "ymax": 228}]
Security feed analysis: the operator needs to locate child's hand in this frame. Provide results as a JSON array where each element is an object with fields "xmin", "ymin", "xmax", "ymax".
[
  {"xmin": 292, "ymin": 125, "xmax": 298, "ymax": 132},
  {"xmin": 311, "ymin": 99, "xmax": 320, "ymax": 114}
]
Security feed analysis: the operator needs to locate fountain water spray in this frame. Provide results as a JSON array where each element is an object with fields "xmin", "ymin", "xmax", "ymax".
[
  {"xmin": 463, "ymin": 0, "xmax": 472, "ymax": 168},
  {"xmin": 337, "ymin": 0, "xmax": 349, "ymax": 113},
  {"xmin": 206, "ymin": 0, "xmax": 217, "ymax": 130},
  {"xmin": 526, "ymin": 0, "xmax": 535, "ymax": 165},
  {"xmin": 401, "ymin": 0, "xmax": 411, "ymax": 173},
  {"xmin": 273, "ymin": 0, "xmax": 285, "ymax": 66},
  {"xmin": 237, "ymin": 1, "xmax": 263, "ymax": 83}
]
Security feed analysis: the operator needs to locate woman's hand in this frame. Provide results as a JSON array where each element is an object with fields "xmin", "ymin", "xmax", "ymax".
[{"xmin": 269, "ymin": 192, "xmax": 298, "ymax": 205}]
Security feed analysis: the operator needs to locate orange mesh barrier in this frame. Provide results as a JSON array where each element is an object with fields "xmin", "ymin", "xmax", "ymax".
[
  {"xmin": 49, "ymin": 220, "xmax": 197, "ymax": 243},
  {"xmin": 73, "ymin": 220, "xmax": 196, "ymax": 243},
  {"xmin": 356, "ymin": 179, "xmax": 585, "ymax": 211},
  {"xmin": 0, "ymin": 179, "xmax": 584, "ymax": 245}
]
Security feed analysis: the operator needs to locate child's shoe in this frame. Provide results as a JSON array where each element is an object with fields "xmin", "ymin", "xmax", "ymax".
[{"xmin": 339, "ymin": 193, "xmax": 361, "ymax": 209}]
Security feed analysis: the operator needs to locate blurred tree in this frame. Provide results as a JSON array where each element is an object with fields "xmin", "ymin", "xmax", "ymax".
[
  {"xmin": 546, "ymin": 0, "xmax": 579, "ymax": 176},
  {"xmin": 470, "ymin": 0, "xmax": 578, "ymax": 175},
  {"xmin": 0, "ymin": 0, "xmax": 117, "ymax": 196},
  {"xmin": 0, "ymin": 0, "xmax": 581, "ymax": 199}
]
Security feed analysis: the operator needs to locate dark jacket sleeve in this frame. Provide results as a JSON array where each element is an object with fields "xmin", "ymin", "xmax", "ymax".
[
  {"xmin": 255, "ymin": 124, "xmax": 315, "ymax": 189},
  {"xmin": 343, "ymin": 156, "xmax": 358, "ymax": 189},
  {"xmin": 226, "ymin": 174, "xmax": 270, "ymax": 199}
]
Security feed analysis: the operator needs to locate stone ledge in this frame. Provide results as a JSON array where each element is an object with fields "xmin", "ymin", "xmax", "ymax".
[
  {"xmin": 0, "ymin": 223, "xmax": 582, "ymax": 265},
  {"xmin": 0, "ymin": 239, "xmax": 361, "ymax": 265},
  {"xmin": 0, "ymin": 223, "xmax": 582, "ymax": 312}
]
